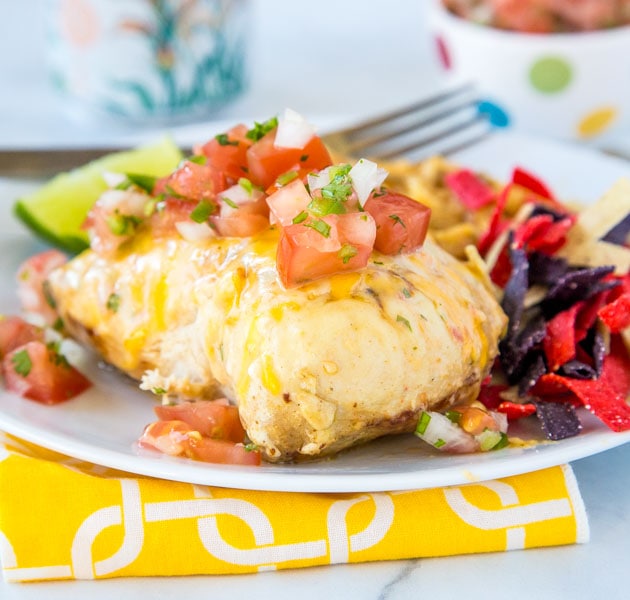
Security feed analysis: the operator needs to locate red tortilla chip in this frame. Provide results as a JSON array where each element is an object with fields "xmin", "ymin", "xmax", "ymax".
[
  {"xmin": 497, "ymin": 401, "xmax": 537, "ymax": 420},
  {"xmin": 477, "ymin": 383, "xmax": 509, "ymax": 409},
  {"xmin": 543, "ymin": 303, "xmax": 581, "ymax": 371},
  {"xmin": 478, "ymin": 183, "xmax": 510, "ymax": 255},
  {"xmin": 534, "ymin": 338, "xmax": 630, "ymax": 432},
  {"xmin": 511, "ymin": 167, "xmax": 555, "ymax": 201},
  {"xmin": 445, "ymin": 169, "xmax": 496, "ymax": 210},
  {"xmin": 598, "ymin": 293, "xmax": 630, "ymax": 333}
]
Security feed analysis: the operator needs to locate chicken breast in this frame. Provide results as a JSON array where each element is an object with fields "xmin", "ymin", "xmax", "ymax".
[{"xmin": 48, "ymin": 228, "xmax": 506, "ymax": 461}]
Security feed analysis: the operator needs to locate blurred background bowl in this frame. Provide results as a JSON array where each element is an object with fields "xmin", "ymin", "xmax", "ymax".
[{"xmin": 428, "ymin": 0, "xmax": 630, "ymax": 142}]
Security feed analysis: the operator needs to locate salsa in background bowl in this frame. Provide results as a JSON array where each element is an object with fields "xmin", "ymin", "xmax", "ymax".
[{"xmin": 429, "ymin": 0, "xmax": 630, "ymax": 141}]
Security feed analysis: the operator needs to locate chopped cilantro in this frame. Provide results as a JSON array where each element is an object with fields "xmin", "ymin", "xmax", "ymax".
[
  {"xmin": 106, "ymin": 293, "xmax": 121, "ymax": 312},
  {"xmin": 221, "ymin": 195, "xmax": 238, "ymax": 209},
  {"xmin": 126, "ymin": 173, "xmax": 157, "ymax": 193},
  {"xmin": 389, "ymin": 214, "xmax": 406, "ymax": 228},
  {"xmin": 328, "ymin": 164, "xmax": 352, "ymax": 180},
  {"xmin": 305, "ymin": 219, "xmax": 331, "ymax": 238},
  {"xmin": 300, "ymin": 154, "xmax": 309, "ymax": 162},
  {"xmin": 244, "ymin": 442, "xmax": 260, "ymax": 452},
  {"xmin": 308, "ymin": 194, "xmax": 346, "ymax": 216},
  {"xmin": 143, "ymin": 198, "xmax": 158, "ymax": 217},
  {"xmin": 492, "ymin": 432, "xmax": 509, "ymax": 450},
  {"xmin": 338, "ymin": 244, "xmax": 358, "ymax": 264},
  {"xmin": 238, "ymin": 177, "xmax": 254, "ymax": 195},
  {"xmin": 416, "ymin": 412, "xmax": 431, "ymax": 435},
  {"xmin": 52, "ymin": 317, "xmax": 64, "ymax": 332},
  {"xmin": 445, "ymin": 410, "xmax": 462, "ymax": 424},
  {"xmin": 153, "ymin": 387, "xmax": 167, "ymax": 395},
  {"xmin": 276, "ymin": 170, "xmax": 298, "ymax": 186},
  {"xmin": 47, "ymin": 342, "xmax": 70, "ymax": 368},
  {"xmin": 215, "ymin": 133, "xmax": 239, "ymax": 146},
  {"xmin": 190, "ymin": 199, "xmax": 215, "ymax": 222},
  {"xmin": 396, "ymin": 314, "xmax": 412, "ymax": 331},
  {"xmin": 42, "ymin": 280, "xmax": 56, "ymax": 309},
  {"xmin": 11, "ymin": 349, "xmax": 32, "ymax": 377},
  {"xmin": 292, "ymin": 210, "xmax": 308, "ymax": 224},
  {"xmin": 188, "ymin": 154, "xmax": 207, "ymax": 165},
  {"xmin": 402, "ymin": 288, "xmax": 411, "ymax": 298},
  {"xmin": 246, "ymin": 116, "xmax": 278, "ymax": 142},
  {"xmin": 106, "ymin": 213, "xmax": 141, "ymax": 236}
]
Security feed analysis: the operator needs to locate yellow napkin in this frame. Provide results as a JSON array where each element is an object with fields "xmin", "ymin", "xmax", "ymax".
[{"xmin": 0, "ymin": 433, "xmax": 588, "ymax": 583}]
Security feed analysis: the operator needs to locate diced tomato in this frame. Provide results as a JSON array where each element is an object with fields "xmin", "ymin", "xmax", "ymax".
[
  {"xmin": 2, "ymin": 341, "xmax": 92, "ymax": 404},
  {"xmin": 154, "ymin": 160, "xmax": 227, "ymax": 201},
  {"xmin": 211, "ymin": 185, "xmax": 270, "ymax": 237},
  {"xmin": 277, "ymin": 213, "xmax": 375, "ymax": 288},
  {"xmin": 138, "ymin": 419, "xmax": 261, "ymax": 465},
  {"xmin": 451, "ymin": 405, "xmax": 500, "ymax": 435},
  {"xmin": 246, "ymin": 129, "xmax": 332, "ymax": 189},
  {"xmin": 185, "ymin": 436, "xmax": 261, "ymax": 465},
  {"xmin": 155, "ymin": 400, "xmax": 246, "ymax": 442},
  {"xmin": 17, "ymin": 250, "xmax": 67, "ymax": 324},
  {"xmin": 196, "ymin": 124, "xmax": 252, "ymax": 183},
  {"xmin": 492, "ymin": 0, "xmax": 555, "ymax": 33},
  {"xmin": 364, "ymin": 191, "xmax": 431, "ymax": 255},
  {"xmin": 148, "ymin": 198, "xmax": 206, "ymax": 237},
  {"xmin": 83, "ymin": 189, "xmax": 149, "ymax": 256},
  {"xmin": 266, "ymin": 179, "xmax": 312, "ymax": 226},
  {"xmin": 0, "ymin": 316, "xmax": 44, "ymax": 358},
  {"xmin": 138, "ymin": 420, "xmax": 191, "ymax": 455}
]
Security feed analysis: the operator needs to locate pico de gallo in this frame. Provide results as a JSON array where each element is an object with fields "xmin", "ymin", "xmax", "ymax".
[{"xmin": 443, "ymin": 0, "xmax": 630, "ymax": 33}]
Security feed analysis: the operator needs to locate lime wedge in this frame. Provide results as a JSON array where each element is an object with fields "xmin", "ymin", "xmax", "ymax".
[{"xmin": 14, "ymin": 137, "xmax": 183, "ymax": 253}]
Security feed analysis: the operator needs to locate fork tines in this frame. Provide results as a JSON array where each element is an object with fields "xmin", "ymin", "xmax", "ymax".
[{"xmin": 324, "ymin": 83, "xmax": 493, "ymax": 161}]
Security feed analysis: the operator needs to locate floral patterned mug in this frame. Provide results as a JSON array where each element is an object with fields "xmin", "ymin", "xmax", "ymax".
[{"xmin": 47, "ymin": 0, "xmax": 249, "ymax": 123}]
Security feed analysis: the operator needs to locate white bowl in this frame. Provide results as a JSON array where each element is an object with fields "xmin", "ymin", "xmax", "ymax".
[{"xmin": 428, "ymin": 0, "xmax": 630, "ymax": 141}]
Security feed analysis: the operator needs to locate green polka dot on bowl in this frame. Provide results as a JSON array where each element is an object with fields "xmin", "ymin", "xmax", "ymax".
[{"xmin": 529, "ymin": 57, "xmax": 572, "ymax": 94}]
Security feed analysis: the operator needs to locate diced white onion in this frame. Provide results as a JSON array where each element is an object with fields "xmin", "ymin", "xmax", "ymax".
[
  {"xmin": 102, "ymin": 171, "xmax": 128, "ymax": 188},
  {"xmin": 220, "ymin": 183, "xmax": 263, "ymax": 206},
  {"xmin": 44, "ymin": 327, "xmax": 63, "ymax": 344},
  {"xmin": 490, "ymin": 410, "xmax": 509, "ymax": 433},
  {"xmin": 22, "ymin": 312, "xmax": 47, "ymax": 328},
  {"xmin": 98, "ymin": 189, "xmax": 148, "ymax": 217},
  {"xmin": 307, "ymin": 167, "xmax": 331, "ymax": 192},
  {"xmin": 58, "ymin": 338, "xmax": 90, "ymax": 372},
  {"xmin": 349, "ymin": 158, "xmax": 388, "ymax": 206},
  {"xmin": 274, "ymin": 108, "xmax": 316, "ymax": 149},
  {"xmin": 175, "ymin": 220, "xmax": 215, "ymax": 242},
  {"xmin": 415, "ymin": 411, "xmax": 478, "ymax": 454}
]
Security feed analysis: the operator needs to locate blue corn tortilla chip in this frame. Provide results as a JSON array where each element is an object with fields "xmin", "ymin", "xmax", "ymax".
[
  {"xmin": 559, "ymin": 360, "xmax": 596, "ymax": 380},
  {"xmin": 541, "ymin": 265, "xmax": 617, "ymax": 318},
  {"xmin": 500, "ymin": 316, "xmax": 547, "ymax": 383},
  {"xmin": 527, "ymin": 252, "xmax": 571, "ymax": 287},
  {"xmin": 579, "ymin": 326, "xmax": 606, "ymax": 377},
  {"xmin": 534, "ymin": 400, "xmax": 583, "ymax": 441},
  {"xmin": 500, "ymin": 238, "xmax": 529, "ymax": 337},
  {"xmin": 517, "ymin": 352, "xmax": 547, "ymax": 396},
  {"xmin": 601, "ymin": 213, "xmax": 630, "ymax": 246}
]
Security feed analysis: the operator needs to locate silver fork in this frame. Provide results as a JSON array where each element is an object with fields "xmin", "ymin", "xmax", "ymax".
[
  {"xmin": 0, "ymin": 83, "xmax": 493, "ymax": 177},
  {"xmin": 322, "ymin": 82, "xmax": 494, "ymax": 161}
]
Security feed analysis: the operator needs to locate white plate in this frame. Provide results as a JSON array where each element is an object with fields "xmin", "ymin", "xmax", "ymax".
[{"xmin": 0, "ymin": 130, "xmax": 629, "ymax": 493}]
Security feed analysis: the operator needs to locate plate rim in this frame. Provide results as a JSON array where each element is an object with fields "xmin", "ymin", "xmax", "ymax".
[{"xmin": 1, "ymin": 128, "xmax": 629, "ymax": 492}]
